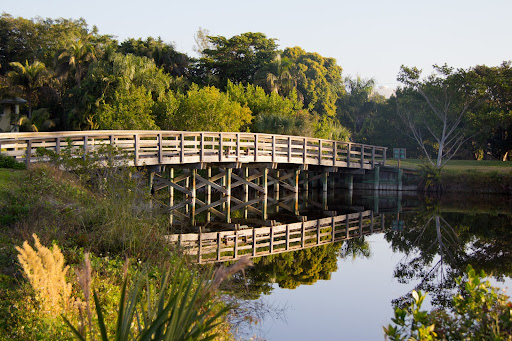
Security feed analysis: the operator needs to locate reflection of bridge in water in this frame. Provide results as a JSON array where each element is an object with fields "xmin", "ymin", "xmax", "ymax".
[{"xmin": 168, "ymin": 210, "xmax": 384, "ymax": 264}]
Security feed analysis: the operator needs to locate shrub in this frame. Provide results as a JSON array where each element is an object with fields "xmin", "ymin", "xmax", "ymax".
[
  {"xmin": 0, "ymin": 153, "xmax": 26, "ymax": 169},
  {"xmin": 384, "ymin": 265, "xmax": 512, "ymax": 340}
]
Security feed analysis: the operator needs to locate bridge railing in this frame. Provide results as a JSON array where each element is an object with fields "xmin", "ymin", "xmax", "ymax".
[
  {"xmin": 167, "ymin": 210, "xmax": 383, "ymax": 263},
  {"xmin": 0, "ymin": 130, "xmax": 387, "ymax": 169}
]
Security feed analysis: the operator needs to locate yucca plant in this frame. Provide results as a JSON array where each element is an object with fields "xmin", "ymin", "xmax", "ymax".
[{"xmin": 64, "ymin": 257, "xmax": 252, "ymax": 340}]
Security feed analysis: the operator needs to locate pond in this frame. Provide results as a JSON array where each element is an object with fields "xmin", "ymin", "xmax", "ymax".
[{"xmin": 171, "ymin": 190, "xmax": 512, "ymax": 340}]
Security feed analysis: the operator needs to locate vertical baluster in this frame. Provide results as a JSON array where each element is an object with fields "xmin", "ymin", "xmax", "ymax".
[
  {"xmin": 360, "ymin": 144, "xmax": 365, "ymax": 168},
  {"xmin": 180, "ymin": 133, "xmax": 184, "ymax": 163},
  {"xmin": 158, "ymin": 133, "xmax": 163, "ymax": 164},
  {"xmin": 318, "ymin": 139, "xmax": 322, "ymax": 165},
  {"xmin": 236, "ymin": 133, "xmax": 240, "ymax": 161},
  {"xmin": 347, "ymin": 143, "xmax": 351, "ymax": 166},
  {"xmin": 219, "ymin": 133, "xmax": 223, "ymax": 162},
  {"xmin": 254, "ymin": 134, "xmax": 258, "ymax": 162},
  {"xmin": 83, "ymin": 136, "xmax": 88, "ymax": 161},
  {"xmin": 55, "ymin": 137, "xmax": 61, "ymax": 155},
  {"xmin": 303, "ymin": 138, "xmax": 307, "ymax": 163},
  {"xmin": 25, "ymin": 139, "xmax": 31, "ymax": 167},
  {"xmin": 134, "ymin": 134, "xmax": 139, "ymax": 166},
  {"xmin": 288, "ymin": 136, "xmax": 292, "ymax": 162},
  {"xmin": 272, "ymin": 135, "xmax": 275, "ymax": 162}
]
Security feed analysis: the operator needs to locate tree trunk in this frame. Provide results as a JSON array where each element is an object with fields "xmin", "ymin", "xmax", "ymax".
[{"xmin": 502, "ymin": 151, "xmax": 509, "ymax": 162}]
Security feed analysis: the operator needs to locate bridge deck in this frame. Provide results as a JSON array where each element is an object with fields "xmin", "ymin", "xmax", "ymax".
[{"xmin": 0, "ymin": 130, "xmax": 387, "ymax": 169}]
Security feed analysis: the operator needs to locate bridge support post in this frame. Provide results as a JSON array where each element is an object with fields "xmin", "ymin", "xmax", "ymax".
[
  {"xmin": 262, "ymin": 167, "xmax": 268, "ymax": 220},
  {"xmin": 206, "ymin": 167, "xmax": 211, "ymax": 222},
  {"xmin": 221, "ymin": 170, "xmax": 226, "ymax": 211},
  {"xmin": 373, "ymin": 190, "xmax": 380, "ymax": 214},
  {"xmin": 374, "ymin": 166, "xmax": 380, "ymax": 191},
  {"xmin": 397, "ymin": 168, "xmax": 403, "ymax": 191},
  {"xmin": 303, "ymin": 171, "xmax": 309, "ymax": 193},
  {"xmin": 148, "ymin": 170, "xmax": 155, "ymax": 194},
  {"xmin": 275, "ymin": 170, "xmax": 280, "ymax": 213},
  {"xmin": 244, "ymin": 167, "xmax": 249, "ymax": 219},
  {"xmin": 346, "ymin": 174, "xmax": 354, "ymax": 191},
  {"xmin": 322, "ymin": 172, "xmax": 329, "ymax": 193},
  {"xmin": 185, "ymin": 171, "xmax": 190, "ymax": 214},
  {"xmin": 168, "ymin": 168, "xmax": 174, "ymax": 226},
  {"xmin": 226, "ymin": 168, "xmax": 232, "ymax": 223},
  {"xmin": 294, "ymin": 169, "xmax": 300, "ymax": 193},
  {"xmin": 191, "ymin": 169, "xmax": 197, "ymax": 226}
]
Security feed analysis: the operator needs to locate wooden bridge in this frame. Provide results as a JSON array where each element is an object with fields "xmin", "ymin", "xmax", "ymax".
[
  {"xmin": 0, "ymin": 130, "xmax": 386, "ymax": 169},
  {"xmin": 0, "ymin": 130, "xmax": 389, "ymax": 225},
  {"xmin": 168, "ymin": 210, "xmax": 384, "ymax": 263}
]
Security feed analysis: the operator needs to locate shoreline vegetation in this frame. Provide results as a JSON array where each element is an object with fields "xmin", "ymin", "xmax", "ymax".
[
  {"xmin": 0, "ymin": 153, "xmax": 511, "ymax": 339},
  {"xmin": 387, "ymin": 159, "xmax": 512, "ymax": 194},
  {"xmin": 0, "ymin": 158, "xmax": 249, "ymax": 340}
]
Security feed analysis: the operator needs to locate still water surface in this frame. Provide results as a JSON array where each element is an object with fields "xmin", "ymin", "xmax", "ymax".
[{"xmin": 229, "ymin": 192, "xmax": 512, "ymax": 340}]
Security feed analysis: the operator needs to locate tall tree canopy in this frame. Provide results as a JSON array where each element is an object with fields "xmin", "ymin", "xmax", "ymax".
[
  {"xmin": 7, "ymin": 60, "xmax": 49, "ymax": 118},
  {"xmin": 118, "ymin": 37, "xmax": 189, "ymax": 77},
  {"xmin": 282, "ymin": 47, "xmax": 344, "ymax": 118},
  {"xmin": 396, "ymin": 64, "xmax": 479, "ymax": 167},
  {"xmin": 466, "ymin": 62, "xmax": 512, "ymax": 160},
  {"xmin": 193, "ymin": 32, "xmax": 279, "ymax": 89}
]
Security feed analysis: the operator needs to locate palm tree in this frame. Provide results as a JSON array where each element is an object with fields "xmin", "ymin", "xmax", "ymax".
[
  {"xmin": 58, "ymin": 38, "xmax": 96, "ymax": 88},
  {"xmin": 255, "ymin": 54, "xmax": 298, "ymax": 97},
  {"xmin": 7, "ymin": 60, "xmax": 49, "ymax": 119}
]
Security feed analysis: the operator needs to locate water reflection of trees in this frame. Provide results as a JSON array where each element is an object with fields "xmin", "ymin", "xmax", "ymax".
[
  {"xmin": 385, "ymin": 208, "xmax": 512, "ymax": 308},
  {"xmin": 385, "ymin": 212, "xmax": 467, "ymax": 306},
  {"xmin": 228, "ymin": 238, "xmax": 371, "ymax": 300}
]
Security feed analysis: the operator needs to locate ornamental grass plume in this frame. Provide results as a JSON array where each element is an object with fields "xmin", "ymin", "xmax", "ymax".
[{"xmin": 15, "ymin": 233, "xmax": 72, "ymax": 315}]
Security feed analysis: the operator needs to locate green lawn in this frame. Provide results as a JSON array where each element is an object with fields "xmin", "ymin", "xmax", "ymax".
[
  {"xmin": 0, "ymin": 169, "xmax": 23, "ymax": 194},
  {"xmin": 385, "ymin": 159, "xmax": 512, "ymax": 173}
]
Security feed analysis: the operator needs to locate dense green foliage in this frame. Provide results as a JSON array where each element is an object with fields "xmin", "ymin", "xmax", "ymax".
[
  {"xmin": 384, "ymin": 266, "xmax": 512, "ymax": 340},
  {"xmin": 0, "ymin": 13, "xmax": 347, "ymax": 140},
  {"xmin": 2, "ymin": 13, "xmax": 510, "ymax": 161},
  {"xmin": 0, "ymin": 151, "xmax": 239, "ymax": 339}
]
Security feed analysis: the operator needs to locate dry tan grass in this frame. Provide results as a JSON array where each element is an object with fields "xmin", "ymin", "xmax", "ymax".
[{"xmin": 16, "ymin": 234, "xmax": 73, "ymax": 315}]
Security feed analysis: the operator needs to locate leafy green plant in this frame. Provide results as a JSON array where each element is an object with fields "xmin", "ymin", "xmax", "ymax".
[
  {"xmin": 0, "ymin": 153, "xmax": 26, "ymax": 169},
  {"xmin": 384, "ymin": 290, "xmax": 437, "ymax": 341},
  {"xmin": 418, "ymin": 162, "xmax": 443, "ymax": 192},
  {"xmin": 64, "ymin": 257, "xmax": 252, "ymax": 341},
  {"xmin": 384, "ymin": 265, "xmax": 512, "ymax": 340}
]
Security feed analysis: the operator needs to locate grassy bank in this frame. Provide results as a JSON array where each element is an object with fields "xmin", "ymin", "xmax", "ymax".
[
  {"xmin": 386, "ymin": 159, "xmax": 512, "ymax": 194},
  {"xmin": 0, "ymin": 160, "xmax": 238, "ymax": 340},
  {"xmin": 386, "ymin": 158, "xmax": 512, "ymax": 173}
]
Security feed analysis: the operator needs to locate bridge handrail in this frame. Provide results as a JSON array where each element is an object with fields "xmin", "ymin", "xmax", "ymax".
[
  {"xmin": 0, "ymin": 130, "xmax": 387, "ymax": 169},
  {"xmin": 167, "ymin": 210, "xmax": 383, "ymax": 263}
]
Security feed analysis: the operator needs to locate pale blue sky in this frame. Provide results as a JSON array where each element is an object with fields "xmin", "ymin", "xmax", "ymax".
[{"xmin": 3, "ymin": 0, "xmax": 511, "ymax": 92}]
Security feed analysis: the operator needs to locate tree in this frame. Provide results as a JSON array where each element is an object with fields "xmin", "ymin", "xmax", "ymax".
[
  {"xmin": 254, "ymin": 53, "xmax": 297, "ymax": 97},
  {"xmin": 396, "ymin": 65, "xmax": 479, "ymax": 168},
  {"xmin": 118, "ymin": 37, "xmax": 189, "ymax": 77},
  {"xmin": 193, "ymin": 32, "xmax": 279, "ymax": 89},
  {"xmin": 337, "ymin": 76, "xmax": 382, "ymax": 140},
  {"xmin": 192, "ymin": 27, "xmax": 212, "ymax": 57},
  {"xmin": 466, "ymin": 62, "xmax": 512, "ymax": 161},
  {"xmin": 165, "ymin": 84, "xmax": 253, "ymax": 132},
  {"xmin": 57, "ymin": 38, "xmax": 97, "ymax": 88},
  {"xmin": 226, "ymin": 80, "xmax": 303, "ymax": 118},
  {"xmin": 282, "ymin": 47, "xmax": 344, "ymax": 118},
  {"xmin": 0, "ymin": 14, "xmax": 108, "ymax": 74},
  {"xmin": 95, "ymin": 84, "xmax": 158, "ymax": 130},
  {"xmin": 7, "ymin": 60, "xmax": 49, "ymax": 119}
]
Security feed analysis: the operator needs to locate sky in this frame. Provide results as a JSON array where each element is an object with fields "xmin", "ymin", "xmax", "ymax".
[{"xmin": 3, "ymin": 0, "xmax": 512, "ymax": 95}]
